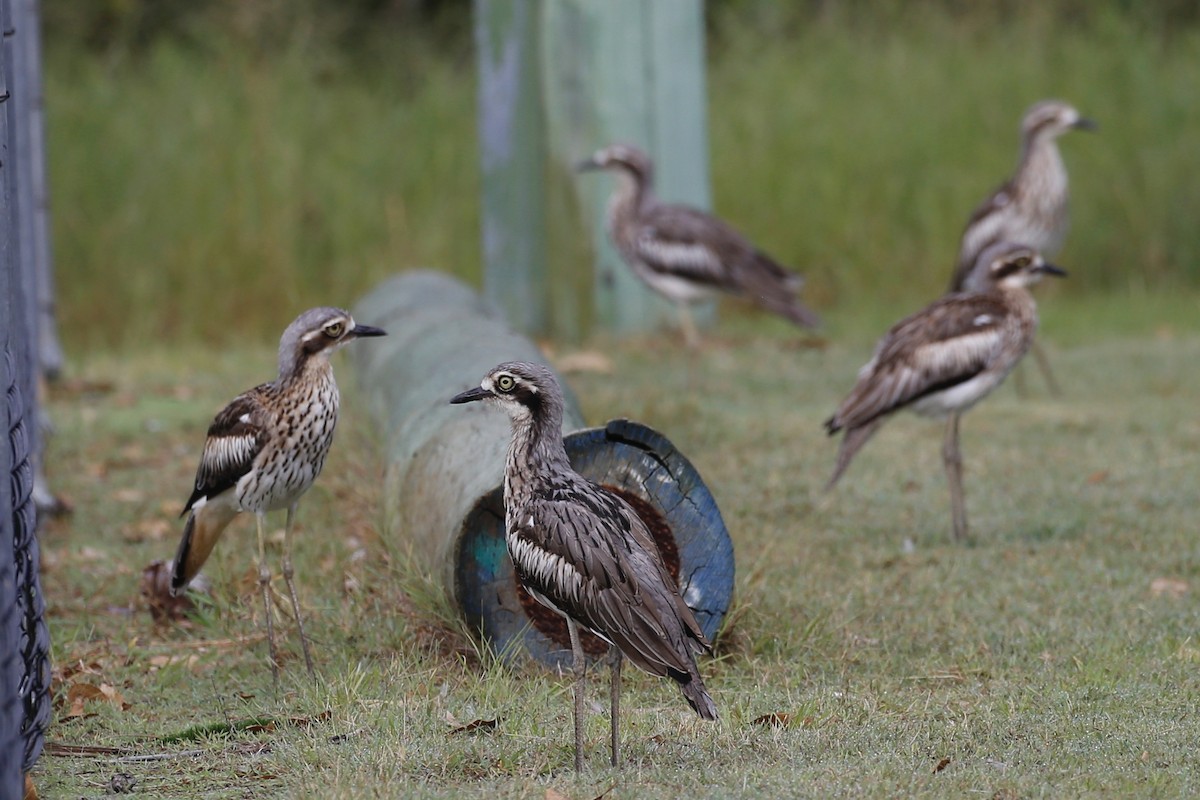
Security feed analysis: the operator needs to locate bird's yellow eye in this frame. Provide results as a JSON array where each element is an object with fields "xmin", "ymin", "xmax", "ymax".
[
  {"xmin": 496, "ymin": 375, "xmax": 516, "ymax": 392},
  {"xmin": 323, "ymin": 321, "xmax": 344, "ymax": 338}
]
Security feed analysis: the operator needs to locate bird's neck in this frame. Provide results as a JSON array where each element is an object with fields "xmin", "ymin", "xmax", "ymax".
[
  {"xmin": 504, "ymin": 408, "xmax": 571, "ymax": 508},
  {"xmin": 607, "ymin": 169, "xmax": 652, "ymax": 232},
  {"xmin": 278, "ymin": 351, "xmax": 334, "ymax": 387},
  {"xmin": 1015, "ymin": 135, "xmax": 1067, "ymax": 203},
  {"xmin": 994, "ymin": 283, "xmax": 1040, "ymax": 329}
]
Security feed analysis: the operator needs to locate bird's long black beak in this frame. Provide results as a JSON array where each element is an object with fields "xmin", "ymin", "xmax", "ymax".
[
  {"xmin": 351, "ymin": 323, "xmax": 388, "ymax": 338},
  {"xmin": 575, "ymin": 156, "xmax": 602, "ymax": 173},
  {"xmin": 449, "ymin": 386, "xmax": 493, "ymax": 405},
  {"xmin": 1073, "ymin": 117, "xmax": 1098, "ymax": 132},
  {"xmin": 1037, "ymin": 262, "xmax": 1068, "ymax": 278}
]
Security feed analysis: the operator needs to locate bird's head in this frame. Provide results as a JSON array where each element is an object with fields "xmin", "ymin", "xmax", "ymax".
[
  {"xmin": 279, "ymin": 307, "xmax": 386, "ymax": 375},
  {"xmin": 576, "ymin": 143, "xmax": 654, "ymax": 182},
  {"xmin": 449, "ymin": 361, "xmax": 559, "ymax": 426},
  {"xmin": 977, "ymin": 242, "xmax": 1068, "ymax": 290},
  {"xmin": 1021, "ymin": 100, "xmax": 1097, "ymax": 141}
]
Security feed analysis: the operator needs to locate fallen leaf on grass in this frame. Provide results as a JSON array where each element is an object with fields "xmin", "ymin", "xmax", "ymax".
[
  {"xmin": 147, "ymin": 654, "xmax": 200, "ymax": 671},
  {"xmin": 751, "ymin": 712, "xmax": 792, "ymax": 728},
  {"xmin": 449, "ymin": 717, "xmax": 500, "ymax": 735},
  {"xmin": 24, "ymin": 774, "xmax": 38, "ymax": 800},
  {"xmin": 114, "ymin": 488, "xmax": 144, "ymax": 503},
  {"xmin": 933, "ymin": 756, "xmax": 951, "ymax": 774},
  {"xmin": 63, "ymin": 682, "xmax": 130, "ymax": 718},
  {"xmin": 1086, "ymin": 470, "xmax": 1109, "ymax": 485},
  {"xmin": 140, "ymin": 560, "xmax": 211, "ymax": 622},
  {"xmin": 1151, "ymin": 577, "xmax": 1188, "ymax": 598},
  {"xmin": 545, "ymin": 789, "xmax": 570, "ymax": 800}
]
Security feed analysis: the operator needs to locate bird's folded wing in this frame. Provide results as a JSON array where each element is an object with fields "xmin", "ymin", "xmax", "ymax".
[
  {"xmin": 634, "ymin": 206, "xmax": 736, "ymax": 287},
  {"xmin": 516, "ymin": 490, "xmax": 702, "ymax": 676},
  {"xmin": 834, "ymin": 296, "xmax": 1010, "ymax": 427},
  {"xmin": 182, "ymin": 389, "xmax": 271, "ymax": 513}
]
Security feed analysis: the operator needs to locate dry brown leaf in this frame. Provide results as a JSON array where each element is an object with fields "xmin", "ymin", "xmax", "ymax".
[
  {"xmin": 1151, "ymin": 577, "xmax": 1189, "ymax": 598},
  {"xmin": 113, "ymin": 488, "xmax": 144, "ymax": 503},
  {"xmin": 751, "ymin": 712, "xmax": 792, "ymax": 728},
  {"xmin": 1086, "ymin": 470, "xmax": 1109, "ymax": 485},
  {"xmin": 545, "ymin": 789, "xmax": 570, "ymax": 800},
  {"xmin": 23, "ymin": 774, "xmax": 37, "ymax": 800},
  {"xmin": 933, "ymin": 756, "xmax": 951, "ymax": 774},
  {"xmin": 140, "ymin": 560, "xmax": 209, "ymax": 623},
  {"xmin": 449, "ymin": 717, "xmax": 499, "ymax": 735},
  {"xmin": 63, "ymin": 681, "xmax": 130, "ymax": 717}
]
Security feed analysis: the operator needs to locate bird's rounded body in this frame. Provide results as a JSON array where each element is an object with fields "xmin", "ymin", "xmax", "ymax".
[
  {"xmin": 827, "ymin": 243, "xmax": 1062, "ymax": 489},
  {"xmin": 582, "ymin": 143, "xmax": 819, "ymax": 332},
  {"xmin": 233, "ymin": 370, "xmax": 339, "ymax": 515},
  {"xmin": 170, "ymin": 307, "xmax": 385, "ymax": 597},
  {"xmin": 952, "ymin": 100, "xmax": 1093, "ymax": 293},
  {"xmin": 451, "ymin": 361, "xmax": 716, "ymax": 769}
]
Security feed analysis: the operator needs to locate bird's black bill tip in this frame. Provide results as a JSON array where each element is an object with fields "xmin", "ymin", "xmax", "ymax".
[
  {"xmin": 449, "ymin": 386, "xmax": 492, "ymax": 405},
  {"xmin": 1038, "ymin": 263, "xmax": 1069, "ymax": 278},
  {"xmin": 352, "ymin": 323, "xmax": 388, "ymax": 338},
  {"xmin": 1074, "ymin": 117, "xmax": 1099, "ymax": 132},
  {"xmin": 575, "ymin": 157, "xmax": 601, "ymax": 173}
]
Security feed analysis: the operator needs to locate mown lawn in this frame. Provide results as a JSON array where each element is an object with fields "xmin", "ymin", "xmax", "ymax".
[{"xmin": 32, "ymin": 293, "xmax": 1200, "ymax": 798}]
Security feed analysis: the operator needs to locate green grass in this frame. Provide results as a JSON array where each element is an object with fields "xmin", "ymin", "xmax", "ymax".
[
  {"xmin": 33, "ymin": 300, "xmax": 1200, "ymax": 797},
  {"xmin": 44, "ymin": 11, "xmax": 1200, "ymax": 349}
]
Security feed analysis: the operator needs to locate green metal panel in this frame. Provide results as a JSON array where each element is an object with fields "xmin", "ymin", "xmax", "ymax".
[
  {"xmin": 475, "ymin": 0, "xmax": 549, "ymax": 334},
  {"xmin": 476, "ymin": 0, "xmax": 712, "ymax": 339}
]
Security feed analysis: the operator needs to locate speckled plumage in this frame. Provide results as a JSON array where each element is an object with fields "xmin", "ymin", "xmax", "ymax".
[
  {"xmin": 579, "ymin": 143, "xmax": 819, "ymax": 343},
  {"xmin": 951, "ymin": 100, "xmax": 1095, "ymax": 292},
  {"xmin": 828, "ymin": 244, "xmax": 1066, "ymax": 540},
  {"xmin": 451, "ymin": 361, "xmax": 715, "ymax": 771},
  {"xmin": 169, "ymin": 307, "xmax": 385, "ymax": 680}
]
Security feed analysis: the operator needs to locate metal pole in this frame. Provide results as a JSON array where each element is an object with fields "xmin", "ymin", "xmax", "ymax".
[
  {"xmin": 0, "ymin": 0, "xmax": 28, "ymax": 791},
  {"xmin": 14, "ymin": 0, "xmax": 60, "ymax": 378}
]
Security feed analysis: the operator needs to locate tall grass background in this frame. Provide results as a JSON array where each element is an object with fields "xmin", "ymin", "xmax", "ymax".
[{"xmin": 43, "ymin": 1, "xmax": 1200, "ymax": 350}]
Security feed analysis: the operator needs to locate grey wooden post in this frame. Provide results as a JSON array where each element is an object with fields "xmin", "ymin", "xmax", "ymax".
[{"xmin": 475, "ymin": 0, "xmax": 712, "ymax": 339}]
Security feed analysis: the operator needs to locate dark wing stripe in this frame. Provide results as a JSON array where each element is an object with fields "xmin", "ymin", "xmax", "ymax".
[
  {"xmin": 833, "ymin": 298, "xmax": 1009, "ymax": 428},
  {"xmin": 182, "ymin": 390, "xmax": 270, "ymax": 513},
  {"xmin": 512, "ymin": 486, "xmax": 704, "ymax": 681},
  {"xmin": 635, "ymin": 229, "xmax": 727, "ymax": 285}
]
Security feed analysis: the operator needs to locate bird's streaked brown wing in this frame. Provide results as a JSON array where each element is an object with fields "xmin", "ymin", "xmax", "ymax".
[
  {"xmin": 952, "ymin": 180, "xmax": 1015, "ymax": 289},
  {"xmin": 637, "ymin": 204, "xmax": 818, "ymax": 326},
  {"xmin": 181, "ymin": 389, "xmax": 271, "ymax": 514},
  {"xmin": 510, "ymin": 484, "xmax": 709, "ymax": 680},
  {"xmin": 828, "ymin": 293, "xmax": 1011, "ymax": 431}
]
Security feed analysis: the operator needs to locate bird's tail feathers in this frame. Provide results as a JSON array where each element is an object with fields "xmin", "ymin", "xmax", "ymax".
[
  {"xmin": 170, "ymin": 498, "xmax": 238, "ymax": 596},
  {"xmin": 681, "ymin": 675, "xmax": 718, "ymax": 721},
  {"xmin": 826, "ymin": 419, "xmax": 884, "ymax": 490}
]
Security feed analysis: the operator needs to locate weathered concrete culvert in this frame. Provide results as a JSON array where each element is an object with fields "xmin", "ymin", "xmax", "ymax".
[{"xmin": 353, "ymin": 271, "xmax": 734, "ymax": 669}]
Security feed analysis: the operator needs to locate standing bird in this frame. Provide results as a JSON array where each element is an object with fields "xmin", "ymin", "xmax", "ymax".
[
  {"xmin": 826, "ymin": 243, "xmax": 1066, "ymax": 541},
  {"xmin": 450, "ymin": 362, "xmax": 716, "ymax": 771},
  {"xmin": 577, "ymin": 143, "xmax": 819, "ymax": 346},
  {"xmin": 949, "ymin": 101, "xmax": 1095, "ymax": 392},
  {"xmin": 170, "ymin": 307, "xmax": 386, "ymax": 682}
]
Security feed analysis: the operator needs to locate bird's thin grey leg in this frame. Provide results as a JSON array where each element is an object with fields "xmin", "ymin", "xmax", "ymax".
[
  {"xmin": 567, "ymin": 618, "xmax": 586, "ymax": 773},
  {"xmin": 943, "ymin": 413, "xmax": 968, "ymax": 541},
  {"xmin": 256, "ymin": 512, "xmax": 280, "ymax": 689},
  {"xmin": 1029, "ymin": 339, "xmax": 1062, "ymax": 396},
  {"xmin": 608, "ymin": 645, "xmax": 622, "ymax": 769},
  {"xmin": 678, "ymin": 302, "xmax": 701, "ymax": 349},
  {"xmin": 282, "ymin": 503, "xmax": 315, "ymax": 678}
]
